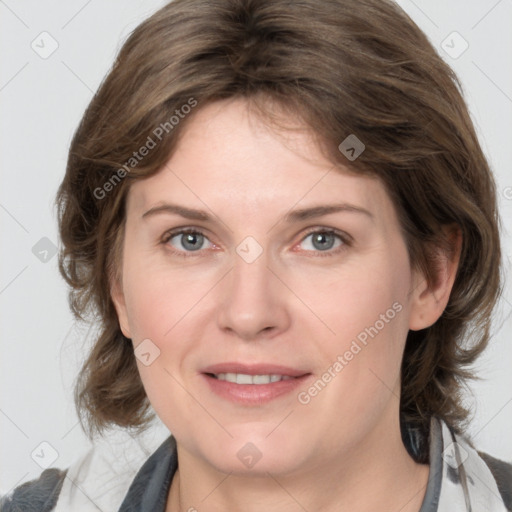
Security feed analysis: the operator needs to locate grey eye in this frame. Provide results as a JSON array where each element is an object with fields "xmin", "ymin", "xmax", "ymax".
[
  {"xmin": 301, "ymin": 231, "xmax": 343, "ymax": 251},
  {"xmin": 169, "ymin": 231, "xmax": 211, "ymax": 251}
]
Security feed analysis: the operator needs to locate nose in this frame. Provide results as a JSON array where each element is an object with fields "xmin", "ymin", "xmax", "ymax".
[{"xmin": 216, "ymin": 248, "xmax": 291, "ymax": 341}]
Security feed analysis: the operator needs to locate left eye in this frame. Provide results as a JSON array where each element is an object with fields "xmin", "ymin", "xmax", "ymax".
[
  {"xmin": 299, "ymin": 230, "xmax": 345, "ymax": 252},
  {"xmin": 166, "ymin": 230, "xmax": 213, "ymax": 252}
]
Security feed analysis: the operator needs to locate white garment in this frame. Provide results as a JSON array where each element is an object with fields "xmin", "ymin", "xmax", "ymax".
[
  {"xmin": 436, "ymin": 420, "xmax": 507, "ymax": 511},
  {"xmin": 54, "ymin": 422, "xmax": 169, "ymax": 511}
]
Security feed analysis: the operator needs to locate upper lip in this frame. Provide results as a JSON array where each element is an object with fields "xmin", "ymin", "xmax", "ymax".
[{"xmin": 201, "ymin": 362, "xmax": 310, "ymax": 378}]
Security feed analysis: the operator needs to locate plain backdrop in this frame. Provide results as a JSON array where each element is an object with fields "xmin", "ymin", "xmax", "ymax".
[{"xmin": 1, "ymin": 0, "xmax": 511, "ymax": 493}]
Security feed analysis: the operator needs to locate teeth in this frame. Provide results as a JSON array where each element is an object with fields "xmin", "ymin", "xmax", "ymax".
[
  {"xmin": 236, "ymin": 373, "xmax": 253, "ymax": 384},
  {"xmin": 253, "ymin": 374, "xmax": 271, "ymax": 384},
  {"xmin": 214, "ymin": 373, "xmax": 294, "ymax": 384}
]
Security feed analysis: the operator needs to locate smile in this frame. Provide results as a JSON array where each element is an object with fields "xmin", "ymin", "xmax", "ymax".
[{"xmin": 211, "ymin": 373, "xmax": 295, "ymax": 384}]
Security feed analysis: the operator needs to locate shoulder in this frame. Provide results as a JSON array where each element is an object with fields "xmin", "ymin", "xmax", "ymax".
[
  {"xmin": 449, "ymin": 419, "xmax": 512, "ymax": 511},
  {"xmin": 0, "ymin": 468, "xmax": 67, "ymax": 512},
  {"xmin": 409, "ymin": 416, "xmax": 512, "ymax": 510},
  {"xmin": 1, "ymin": 424, "xmax": 170, "ymax": 512},
  {"xmin": 479, "ymin": 451, "xmax": 512, "ymax": 511},
  {"xmin": 117, "ymin": 435, "xmax": 177, "ymax": 511}
]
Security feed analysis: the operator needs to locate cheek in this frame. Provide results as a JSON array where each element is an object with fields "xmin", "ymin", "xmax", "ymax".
[
  {"xmin": 302, "ymin": 252, "xmax": 412, "ymax": 401},
  {"xmin": 304, "ymin": 256, "xmax": 411, "ymax": 349},
  {"xmin": 121, "ymin": 264, "xmax": 208, "ymax": 398},
  {"xmin": 122, "ymin": 260, "xmax": 203, "ymax": 341},
  {"xmin": 123, "ymin": 274, "xmax": 200, "ymax": 430}
]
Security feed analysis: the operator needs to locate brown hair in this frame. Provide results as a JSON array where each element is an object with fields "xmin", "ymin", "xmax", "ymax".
[{"xmin": 56, "ymin": 0, "xmax": 502, "ymax": 447}]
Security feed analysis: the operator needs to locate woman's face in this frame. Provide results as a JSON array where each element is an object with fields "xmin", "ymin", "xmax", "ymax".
[{"xmin": 112, "ymin": 97, "xmax": 429, "ymax": 476}]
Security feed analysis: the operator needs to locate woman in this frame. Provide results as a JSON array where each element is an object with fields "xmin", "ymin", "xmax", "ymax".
[{"xmin": 2, "ymin": 0, "xmax": 510, "ymax": 510}]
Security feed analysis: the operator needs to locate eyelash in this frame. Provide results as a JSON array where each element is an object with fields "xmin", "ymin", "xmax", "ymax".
[{"xmin": 160, "ymin": 227, "xmax": 352, "ymax": 258}]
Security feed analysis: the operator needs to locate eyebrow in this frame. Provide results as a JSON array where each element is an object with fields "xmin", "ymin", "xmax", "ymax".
[
  {"xmin": 142, "ymin": 203, "xmax": 210, "ymax": 221},
  {"xmin": 285, "ymin": 204, "xmax": 373, "ymax": 222},
  {"xmin": 141, "ymin": 202, "xmax": 373, "ymax": 222}
]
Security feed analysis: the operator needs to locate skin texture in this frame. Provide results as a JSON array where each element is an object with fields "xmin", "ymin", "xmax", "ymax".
[{"xmin": 111, "ymin": 98, "xmax": 460, "ymax": 512}]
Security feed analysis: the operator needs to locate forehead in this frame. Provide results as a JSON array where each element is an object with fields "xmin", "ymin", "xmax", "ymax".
[{"xmin": 126, "ymin": 98, "xmax": 392, "ymax": 222}]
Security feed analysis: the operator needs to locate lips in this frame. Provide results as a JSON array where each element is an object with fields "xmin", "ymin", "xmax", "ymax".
[{"xmin": 200, "ymin": 362, "xmax": 312, "ymax": 405}]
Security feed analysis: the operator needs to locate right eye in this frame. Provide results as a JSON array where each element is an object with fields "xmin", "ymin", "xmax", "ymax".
[{"xmin": 162, "ymin": 228, "xmax": 215, "ymax": 256}]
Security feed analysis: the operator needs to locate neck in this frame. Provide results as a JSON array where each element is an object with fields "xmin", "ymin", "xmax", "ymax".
[{"xmin": 166, "ymin": 415, "xmax": 430, "ymax": 512}]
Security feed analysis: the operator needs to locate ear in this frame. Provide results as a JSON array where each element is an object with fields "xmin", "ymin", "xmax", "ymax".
[
  {"xmin": 110, "ymin": 275, "xmax": 132, "ymax": 339},
  {"xmin": 408, "ymin": 225, "xmax": 462, "ymax": 331}
]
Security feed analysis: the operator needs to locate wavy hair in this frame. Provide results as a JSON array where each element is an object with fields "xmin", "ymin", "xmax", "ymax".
[{"xmin": 56, "ymin": 0, "xmax": 502, "ymax": 451}]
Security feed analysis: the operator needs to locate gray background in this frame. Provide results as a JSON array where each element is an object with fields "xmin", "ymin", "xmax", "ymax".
[{"xmin": 1, "ymin": 0, "xmax": 511, "ymax": 493}]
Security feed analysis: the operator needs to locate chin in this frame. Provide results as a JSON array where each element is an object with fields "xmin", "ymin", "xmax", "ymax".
[
  {"xmin": 198, "ymin": 430, "xmax": 308, "ymax": 476},
  {"xmin": 209, "ymin": 449, "xmax": 303, "ymax": 477}
]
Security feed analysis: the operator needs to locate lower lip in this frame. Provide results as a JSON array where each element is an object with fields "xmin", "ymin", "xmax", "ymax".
[{"xmin": 202, "ymin": 373, "xmax": 311, "ymax": 405}]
